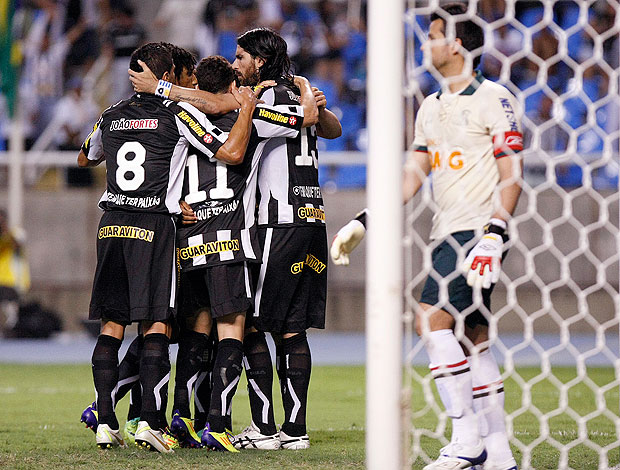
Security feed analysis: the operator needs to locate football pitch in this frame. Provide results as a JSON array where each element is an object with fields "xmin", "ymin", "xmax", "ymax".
[{"xmin": 0, "ymin": 364, "xmax": 617, "ymax": 469}]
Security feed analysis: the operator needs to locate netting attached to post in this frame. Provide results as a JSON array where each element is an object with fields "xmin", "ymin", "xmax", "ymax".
[{"xmin": 401, "ymin": 1, "xmax": 620, "ymax": 469}]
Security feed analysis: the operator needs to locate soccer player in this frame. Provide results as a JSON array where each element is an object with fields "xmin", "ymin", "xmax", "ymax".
[
  {"xmin": 331, "ymin": 4, "xmax": 522, "ymax": 470},
  {"xmin": 78, "ymin": 42, "xmax": 258, "ymax": 453},
  {"xmin": 79, "ymin": 43, "xmax": 201, "ymax": 447},
  {"xmin": 231, "ymin": 28, "xmax": 341, "ymax": 451},
  {"xmin": 171, "ymin": 54, "xmax": 306, "ymax": 452}
]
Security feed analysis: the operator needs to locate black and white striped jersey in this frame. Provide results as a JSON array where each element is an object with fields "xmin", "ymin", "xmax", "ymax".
[
  {"xmin": 256, "ymin": 82, "xmax": 325, "ymax": 227},
  {"xmin": 81, "ymin": 93, "xmax": 227, "ymax": 215},
  {"xmin": 176, "ymin": 102, "xmax": 303, "ymax": 271}
]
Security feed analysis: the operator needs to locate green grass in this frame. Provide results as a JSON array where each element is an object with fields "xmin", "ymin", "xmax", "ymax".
[{"xmin": 0, "ymin": 364, "xmax": 617, "ymax": 469}]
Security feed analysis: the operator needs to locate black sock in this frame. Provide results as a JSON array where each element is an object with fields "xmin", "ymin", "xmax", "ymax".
[
  {"xmin": 208, "ymin": 338, "xmax": 243, "ymax": 433},
  {"xmin": 140, "ymin": 333, "xmax": 170, "ymax": 429},
  {"xmin": 127, "ymin": 382, "xmax": 142, "ymax": 421},
  {"xmin": 173, "ymin": 330, "xmax": 210, "ymax": 418},
  {"xmin": 274, "ymin": 338, "xmax": 285, "ymax": 400},
  {"xmin": 115, "ymin": 335, "xmax": 142, "ymax": 419},
  {"xmin": 92, "ymin": 334, "xmax": 121, "ymax": 429},
  {"xmin": 244, "ymin": 332, "xmax": 276, "ymax": 435},
  {"xmin": 280, "ymin": 332, "xmax": 311, "ymax": 437},
  {"xmin": 194, "ymin": 334, "xmax": 216, "ymax": 431}
]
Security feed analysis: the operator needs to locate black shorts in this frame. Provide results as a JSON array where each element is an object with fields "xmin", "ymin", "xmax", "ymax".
[
  {"xmin": 419, "ymin": 231, "xmax": 502, "ymax": 329},
  {"xmin": 179, "ymin": 262, "xmax": 252, "ymax": 319},
  {"xmin": 89, "ymin": 211, "xmax": 176, "ymax": 324},
  {"xmin": 251, "ymin": 226, "xmax": 327, "ymax": 334}
]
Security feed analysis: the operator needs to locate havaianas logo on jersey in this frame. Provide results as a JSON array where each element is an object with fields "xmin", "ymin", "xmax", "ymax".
[
  {"xmin": 110, "ymin": 119, "xmax": 158, "ymax": 131},
  {"xmin": 178, "ymin": 239, "xmax": 240, "ymax": 260},
  {"xmin": 258, "ymin": 108, "xmax": 294, "ymax": 126},
  {"xmin": 98, "ymin": 225, "xmax": 154, "ymax": 242},
  {"xmin": 291, "ymin": 253, "xmax": 326, "ymax": 274},
  {"xmin": 177, "ymin": 110, "xmax": 206, "ymax": 137},
  {"xmin": 297, "ymin": 207, "xmax": 325, "ymax": 221}
]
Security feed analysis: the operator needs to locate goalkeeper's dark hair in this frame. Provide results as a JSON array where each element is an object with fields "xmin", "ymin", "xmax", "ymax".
[
  {"xmin": 237, "ymin": 28, "xmax": 293, "ymax": 83},
  {"xmin": 431, "ymin": 2, "xmax": 484, "ymax": 69},
  {"xmin": 196, "ymin": 56, "xmax": 236, "ymax": 94},
  {"xmin": 160, "ymin": 42, "xmax": 197, "ymax": 83},
  {"xmin": 129, "ymin": 42, "xmax": 173, "ymax": 80}
]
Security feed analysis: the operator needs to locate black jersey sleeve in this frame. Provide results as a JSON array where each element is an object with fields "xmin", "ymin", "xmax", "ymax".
[
  {"xmin": 252, "ymin": 103, "xmax": 303, "ymax": 138},
  {"xmin": 81, "ymin": 114, "xmax": 104, "ymax": 161},
  {"xmin": 170, "ymin": 101, "xmax": 227, "ymax": 158}
]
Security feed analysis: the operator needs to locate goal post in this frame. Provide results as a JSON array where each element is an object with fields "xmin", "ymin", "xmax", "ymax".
[
  {"xmin": 366, "ymin": 0, "xmax": 404, "ymax": 470},
  {"xmin": 367, "ymin": 0, "xmax": 620, "ymax": 469}
]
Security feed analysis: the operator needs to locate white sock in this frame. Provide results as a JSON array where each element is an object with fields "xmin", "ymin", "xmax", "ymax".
[
  {"xmin": 469, "ymin": 349, "xmax": 516, "ymax": 467},
  {"xmin": 426, "ymin": 329, "xmax": 479, "ymax": 447}
]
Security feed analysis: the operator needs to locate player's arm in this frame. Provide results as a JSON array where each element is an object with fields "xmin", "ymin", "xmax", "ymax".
[
  {"xmin": 293, "ymin": 76, "xmax": 319, "ymax": 128},
  {"xmin": 130, "ymin": 60, "xmax": 239, "ymax": 114},
  {"xmin": 462, "ymin": 92, "xmax": 524, "ymax": 289},
  {"xmin": 77, "ymin": 117, "xmax": 105, "ymax": 167},
  {"xmin": 313, "ymin": 87, "xmax": 342, "ymax": 139},
  {"xmin": 214, "ymin": 86, "xmax": 258, "ymax": 165},
  {"xmin": 403, "ymin": 149, "xmax": 431, "ymax": 203}
]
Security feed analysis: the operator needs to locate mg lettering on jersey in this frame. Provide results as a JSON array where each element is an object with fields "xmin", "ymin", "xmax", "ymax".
[
  {"xmin": 258, "ymin": 108, "xmax": 291, "ymax": 125},
  {"xmin": 178, "ymin": 239, "xmax": 240, "ymax": 260},
  {"xmin": 110, "ymin": 118, "xmax": 158, "ymax": 131},
  {"xmin": 430, "ymin": 150, "xmax": 463, "ymax": 171},
  {"xmin": 297, "ymin": 207, "xmax": 325, "ymax": 221},
  {"xmin": 177, "ymin": 110, "xmax": 206, "ymax": 137},
  {"xmin": 98, "ymin": 225, "xmax": 154, "ymax": 242}
]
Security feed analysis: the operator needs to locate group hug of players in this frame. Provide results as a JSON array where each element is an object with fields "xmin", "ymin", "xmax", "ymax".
[{"xmin": 77, "ymin": 28, "xmax": 342, "ymax": 453}]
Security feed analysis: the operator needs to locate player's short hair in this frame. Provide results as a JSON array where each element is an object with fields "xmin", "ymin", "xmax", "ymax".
[
  {"xmin": 431, "ymin": 2, "xmax": 484, "ymax": 69},
  {"xmin": 237, "ymin": 27, "xmax": 292, "ymax": 82},
  {"xmin": 129, "ymin": 43, "xmax": 173, "ymax": 80},
  {"xmin": 160, "ymin": 42, "xmax": 197, "ymax": 82},
  {"xmin": 195, "ymin": 56, "xmax": 236, "ymax": 94}
]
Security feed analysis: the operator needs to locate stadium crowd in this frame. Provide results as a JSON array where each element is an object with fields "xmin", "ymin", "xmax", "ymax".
[{"xmin": 0, "ymin": 0, "xmax": 618, "ymax": 187}]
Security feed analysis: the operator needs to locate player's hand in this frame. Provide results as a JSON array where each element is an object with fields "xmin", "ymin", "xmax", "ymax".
[
  {"xmin": 253, "ymin": 80, "xmax": 277, "ymax": 97},
  {"xmin": 330, "ymin": 218, "xmax": 366, "ymax": 266},
  {"xmin": 233, "ymin": 83, "xmax": 261, "ymax": 109},
  {"xmin": 313, "ymin": 87, "xmax": 327, "ymax": 110},
  {"xmin": 462, "ymin": 233, "xmax": 503, "ymax": 289},
  {"xmin": 129, "ymin": 60, "xmax": 158, "ymax": 94},
  {"xmin": 180, "ymin": 200, "xmax": 197, "ymax": 225}
]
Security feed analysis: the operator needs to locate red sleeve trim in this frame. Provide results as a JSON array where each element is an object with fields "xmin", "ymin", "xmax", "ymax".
[{"xmin": 493, "ymin": 131, "xmax": 523, "ymax": 158}]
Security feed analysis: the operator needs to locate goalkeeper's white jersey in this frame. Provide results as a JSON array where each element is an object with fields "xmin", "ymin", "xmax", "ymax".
[{"xmin": 412, "ymin": 72, "xmax": 523, "ymax": 240}]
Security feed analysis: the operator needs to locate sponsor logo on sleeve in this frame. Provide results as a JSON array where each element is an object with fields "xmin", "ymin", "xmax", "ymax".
[
  {"xmin": 258, "ymin": 108, "xmax": 293, "ymax": 125},
  {"xmin": 110, "ymin": 119, "xmax": 159, "ymax": 131},
  {"xmin": 204, "ymin": 133, "xmax": 213, "ymax": 144},
  {"xmin": 493, "ymin": 131, "xmax": 523, "ymax": 155},
  {"xmin": 177, "ymin": 110, "xmax": 206, "ymax": 137},
  {"xmin": 499, "ymin": 98, "xmax": 519, "ymax": 132},
  {"xmin": 289, "ymin": 116, "xmax": 297, "ymax": 126}
]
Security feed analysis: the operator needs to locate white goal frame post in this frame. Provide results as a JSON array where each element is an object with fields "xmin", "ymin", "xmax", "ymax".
[{"xmin": 367, "ymin": 1, "xmax": 620, "ymax": 470}]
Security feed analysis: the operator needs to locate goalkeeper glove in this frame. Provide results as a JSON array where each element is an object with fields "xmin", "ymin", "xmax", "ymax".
[
  {"xmin": 462, "ymin": 219, "xmax": 506, "ymax": 289},
  {"xmin": 330, "ymin": 209, "xmax": 368, "ymax": 266}
]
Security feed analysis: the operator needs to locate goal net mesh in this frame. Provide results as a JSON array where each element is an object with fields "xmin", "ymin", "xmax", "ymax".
[{"xmin": 402, "ymin": 1, "xmax": 620, "ymax": 469}]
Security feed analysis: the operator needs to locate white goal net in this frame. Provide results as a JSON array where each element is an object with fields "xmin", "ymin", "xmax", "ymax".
[{"xmin": 392, "ymin": 1, "xmax": 620, "ymax": 469}]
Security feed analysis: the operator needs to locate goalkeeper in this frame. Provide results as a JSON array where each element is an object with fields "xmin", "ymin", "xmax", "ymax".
[{"xmin": 331, "ymin": 3, "xmax": 522, "ymax": 470}]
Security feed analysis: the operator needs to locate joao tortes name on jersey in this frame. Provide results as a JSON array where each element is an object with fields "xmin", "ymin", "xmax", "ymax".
[
  {"xmin": 194, "ymin": 200, "xmax": 239, "ymax": 221},
  {"xmin": 110, "ymin": 118, "xmax": 159, "ymax": 131},
  {"xmin": 293, "ymin": 186, "xmax": 322, "ymax": 198},
  {"xmin": 107, "ymin": 192, "xmax": 161, "ymax": 209}
]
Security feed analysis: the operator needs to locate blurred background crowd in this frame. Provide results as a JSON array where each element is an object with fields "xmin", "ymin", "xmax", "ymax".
[{"xmin": 0, "ymin": 1, "xmax": 617, "ymax": 169}]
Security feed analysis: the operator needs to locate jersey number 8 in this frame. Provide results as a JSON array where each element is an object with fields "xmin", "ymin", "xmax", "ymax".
[{"xmin": 116, "ymin": 141, "xmax": 146, "ymax": 191}]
